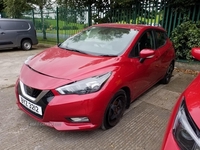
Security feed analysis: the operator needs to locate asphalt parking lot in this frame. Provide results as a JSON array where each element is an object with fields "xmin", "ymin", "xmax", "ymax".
[{"xmin": 0, "ymin": 47, "xmax": 199, "ymax": 150}]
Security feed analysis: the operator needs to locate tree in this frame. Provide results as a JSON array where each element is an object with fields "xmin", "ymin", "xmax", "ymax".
[
  {"xmin": 57, "ymin": 0, "xmax": 140, "ymax": 24},
  {"xmin": 166, "ymin": 0, "xmax": 200, "ymax": 11},
  {"xmin": 3, "ymin": 0, "xmax": 32, "ymax": 18},
  {"xmin": 57, "ymin": 0, "xmax": 140, "ymax": 10},
  {"xmin": 0, "ymin": 0, "xmax": 4, "ymax": 13},
  {"xmin": 27, "ymin": 0, "xmax": 57, "ymax": 39},
  {"xmin": 29, "ymin": 0, "xmax": 50, "ymax": 39}
]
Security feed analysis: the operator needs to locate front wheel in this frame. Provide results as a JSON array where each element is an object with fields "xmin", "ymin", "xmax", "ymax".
[
  {"xmin": 21, "ymin": 40, "xmax": 32, "ymax": 50},
  {"xmin": 160, "ymin": 62, "xmax": 174, "ymax": 84},
  {"xmin": 102, "ymin": 89, "xmax": 127, "ymax": 130}
]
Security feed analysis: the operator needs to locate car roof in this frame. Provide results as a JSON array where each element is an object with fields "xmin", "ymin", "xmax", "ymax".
[
  {"xmin": 0, "ymin": 18, "xmax": 32, "ymax": 23},
  {"xmin": 93, "ymin": 23, "xmax": 165, "ymax": 31}
]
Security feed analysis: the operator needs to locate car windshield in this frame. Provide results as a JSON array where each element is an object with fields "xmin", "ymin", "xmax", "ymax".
[{"xmin": 59, "ymin": 26, "xmax": 139, "ymax": 56}]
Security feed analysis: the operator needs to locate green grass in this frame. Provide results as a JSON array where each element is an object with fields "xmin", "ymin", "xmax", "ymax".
[
  {"xmin": 35, "ymin": 18, "xmax": 85, "ymax": 37},
  {"xmin": 35, "ymin": 18, "xmax": 86, "ymax": 29},
  {"xmin": 48, "ymin": 19, "xmax": 85, "ymax": 29},
  {"xmin": 40, "ymin": 29, "xmax": 82, "ymax": 35},
  {"xmin": 38, "ymin": 37, "xmax": 57, "ymax": 45}
]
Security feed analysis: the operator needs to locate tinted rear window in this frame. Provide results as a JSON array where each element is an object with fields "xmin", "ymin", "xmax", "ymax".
[
  {"xmin": 0, "ymin": 21, "xmax": 29, "ymax": 30},
  {"xmin": 155, "ymin": 30, "xmax": 167, "ymax": 49}
]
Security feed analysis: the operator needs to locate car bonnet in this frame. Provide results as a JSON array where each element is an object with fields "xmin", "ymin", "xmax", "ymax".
[{"xmin": 27, "ymin": 46, "xmax": 118, "ymax": 80}]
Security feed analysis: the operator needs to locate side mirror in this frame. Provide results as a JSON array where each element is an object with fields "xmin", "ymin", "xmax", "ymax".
[
  {"xmin": 139, "ymin": 49, "xmax": 155, "ymax": 63},
  {"xmin": 191, "ymin": 47, "xmax": 200, "ymax": 61}
]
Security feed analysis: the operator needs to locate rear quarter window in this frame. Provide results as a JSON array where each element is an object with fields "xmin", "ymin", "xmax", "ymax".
[
  {"xmin": 0, "ymin": 21, "xmax": 29, "ymax": 30},
  {"xmin": 155, "ymin": 30, "xmax": 167, "ymax": 49}
]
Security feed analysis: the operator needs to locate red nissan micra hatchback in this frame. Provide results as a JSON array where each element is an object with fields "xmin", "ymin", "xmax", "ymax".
[
  {"xmin": 161, "ymin": 48, "xmax": 200, "ymax": 150},
  {"xmin": 15, "ymin": 23, "xmax": 175, "ymax": 131}
]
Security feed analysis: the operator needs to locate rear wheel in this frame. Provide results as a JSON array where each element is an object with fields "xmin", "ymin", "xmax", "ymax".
[
  {"xmin": 21, "ymin": 40, "xmax": 32, "ymax": 50},
  {"xmin": 161, "ymin": 62, "xmax": 174, "ymax": 84},
  {"xmin": 102, "ymin": 89, "xmax": 127, "ymax": 130}
]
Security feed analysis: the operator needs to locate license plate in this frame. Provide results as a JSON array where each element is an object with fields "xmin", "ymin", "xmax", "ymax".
[{"xmin": 19, "ymin": 95, "xmax": 42, "ymax": 116}]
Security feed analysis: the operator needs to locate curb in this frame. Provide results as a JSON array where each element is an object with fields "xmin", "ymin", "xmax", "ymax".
[
  {"xmin": 175, "ymin": 61, "xmax": 200, "ymax": 71},
  {"xmin": 33, "ymin": 43, "xmax": 54, "ymax": 49}
]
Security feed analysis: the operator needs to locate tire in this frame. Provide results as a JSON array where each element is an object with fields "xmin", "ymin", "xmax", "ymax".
[
  {"xmin": 102, "ymin": 89, "xmax": 127, "ymax": 130},
  {"xmin": 21, "ymin": 40, "xmax": 32, "ymax": 50},
  {"xmin": 160, "ymin": 62, "xmax": 174, "ymax": 84}
]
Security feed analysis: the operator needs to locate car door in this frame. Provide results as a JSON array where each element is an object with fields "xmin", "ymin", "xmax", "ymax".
[
  {"xmin": 153, "ymin": 30, "xmax": 171, "ymax": 78},
  {"xmin": 0, "ymin": 23, "xmax": 11, "ymax": 48},
  {"xmin": 0, "ymin": 21, "xmax": 18, "ymax": 49},
  {"xmin": 128, "ymin": 30, "xmax": 161, "ymax": 99}
]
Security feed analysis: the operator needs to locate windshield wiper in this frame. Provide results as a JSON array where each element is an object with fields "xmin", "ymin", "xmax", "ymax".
[
  {"xmin": 98, "ymin": 54, "xmax": 118, "ymax": 57},
  {"xmin": 59, "ymin": 46, "xmax": 88, "ymax": 54}
]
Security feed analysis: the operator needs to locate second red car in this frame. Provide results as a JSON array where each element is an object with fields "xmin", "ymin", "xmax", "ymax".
[{"xmin": 162, "ymin": 48, "xmax": 200, "ymax": 150}]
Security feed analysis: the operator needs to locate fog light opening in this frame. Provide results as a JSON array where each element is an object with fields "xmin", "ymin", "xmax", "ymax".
[{"xmin": 68, "ymin": 117, "xmax": 89, "ymax": 123}]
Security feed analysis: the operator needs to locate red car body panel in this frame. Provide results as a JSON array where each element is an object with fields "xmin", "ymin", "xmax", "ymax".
[
  {"xmin": 161, "ymin": 92, "xmax": 185, "ymax": 150},
  {"xmin": 162, "ymin": 48, "xmax": 200, "ymax": 149},
  {"xmin": 29, "ymin": 46, "xmax": 119, "ymax": 81},
  {"xmin": 16, "ymin": 79, "xmax": 114, "ymax": 130},
  {"xmin": 161, "ymin": 75, "xmax": 200, "ymax": 149},
  {"xmin": 192, "ymin": 47, "xmax": 200, "ymax": 60},
  {"xmin": 185, "ymin": 75, "xmax": 200, "ymax": 130},
  {"xmin": 15, "ymin": 23, "xmax": 175, "ymax": 131}
]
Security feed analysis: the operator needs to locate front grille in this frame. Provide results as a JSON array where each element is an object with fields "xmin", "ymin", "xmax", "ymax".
[
  {"xmin": 41, "ymin": 91, "xmax": 54, "ymax": 105},
  {"xmin": 17, "ymin": 82, "xmax": 54, "ymax": 119},
  {"xmin": 24, "ymin": 84, "xmax": 42, "ymax": 98}
]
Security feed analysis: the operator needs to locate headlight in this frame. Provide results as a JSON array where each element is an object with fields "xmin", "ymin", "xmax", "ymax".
[
  {"xmin": 24, "ymin": 55, "xmax": 34, "ymax": 65},
  {"xmin": 173, "ymin": 98, "xmax": 200, "ymax": 150},
  {"xmin": 56, "ymin": 72, "xmax": 111, "ymax": 95}
]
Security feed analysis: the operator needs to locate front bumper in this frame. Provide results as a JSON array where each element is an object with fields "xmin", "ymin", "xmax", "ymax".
[
  {"xmin": 161, "ymin": 95, "xmax": 183, "ymax": 150},
  {"xmin": 16, "ymin": 80, "xmax": 112, "ymax": 131},
  {"xmin": 161, "ymin": 93, "xmax": 200, "ymax": 150},
  {"xmin": 15, "ymin": 65, "xmax": 113, "ymax": 131},
  {"xmin": 161, "ymin": 131, "xmax": 180, "ymax": 150}
]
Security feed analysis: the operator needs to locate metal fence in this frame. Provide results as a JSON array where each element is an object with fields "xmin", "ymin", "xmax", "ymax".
[
  {"xmin": 16, "ymin": 2, "xmax": 200, "ymax": 44},
  {"xmin": 20, "ymin": 8, "xmax": 87, "ymax": 44}
]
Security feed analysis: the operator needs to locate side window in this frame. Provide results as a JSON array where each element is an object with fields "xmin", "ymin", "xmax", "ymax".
[
  {"xmin": 15, "ymin": 22, "xmax": 29, "ymax": 30},
  {"xmin": 0, "ymin": 21, "xmax": 14, "ymax": 30},
  {"xmin": 130, "ymin": 31, "xmax": 154, "ymax": 57},
  {"xmin": 155, "ymin": 31, "xmax": 167, "ymax": 49},
  {"xmin": 0, "ymin": 21, "xmax": 29, "ymax": 30}
]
